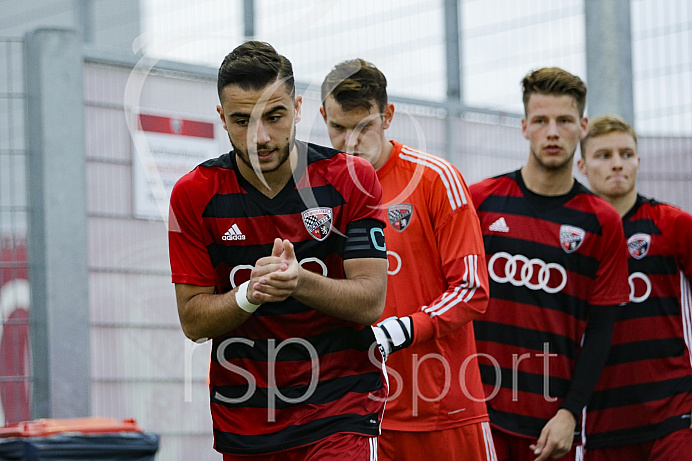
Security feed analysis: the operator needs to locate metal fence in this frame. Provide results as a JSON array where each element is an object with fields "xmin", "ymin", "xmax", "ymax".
[
  {"xmin": 0, "ymin": 37, "xmax": 30, "ymax": 427},
  {"xmin": 83, "ymin": 56, "xmax": 221, "ymax": 459}
]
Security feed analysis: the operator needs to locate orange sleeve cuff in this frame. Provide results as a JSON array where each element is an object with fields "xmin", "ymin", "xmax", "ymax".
[{"xmin": 410, "ymin": 312, "xmax": 434, "ymax": 345}]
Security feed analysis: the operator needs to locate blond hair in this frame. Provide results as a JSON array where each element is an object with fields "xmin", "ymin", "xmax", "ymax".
[{"xmin": 581, "ymin": 114, "xmax": 637, "ymax": 157}]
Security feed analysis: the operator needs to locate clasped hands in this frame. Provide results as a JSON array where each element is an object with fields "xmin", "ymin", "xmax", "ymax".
[{"xmin": 246, "ymin": 238, "xmax": 300, "ymax": 304}]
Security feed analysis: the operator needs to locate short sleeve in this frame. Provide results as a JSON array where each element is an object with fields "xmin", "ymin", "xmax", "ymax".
[{"xmin": 168, "ymin": 175, "xmax": 216, "ymax": 286}]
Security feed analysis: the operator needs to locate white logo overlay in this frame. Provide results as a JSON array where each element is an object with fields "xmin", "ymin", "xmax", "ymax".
[
  {"xmin": 488, "ymin": 252, "xmax": 567, "ymax": 294},
  {"xmin": 222, "ymin": 224, "xmax": 246, "ymax": 241},
  {"xmin": 489, "ymin": 217, "xmax": 510, "ymax": 233}
]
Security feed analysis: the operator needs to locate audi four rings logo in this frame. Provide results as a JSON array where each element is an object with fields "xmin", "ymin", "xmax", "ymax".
[{"xmin": 488, "ymin": 252, "xmax": 567, "ymax": 294}]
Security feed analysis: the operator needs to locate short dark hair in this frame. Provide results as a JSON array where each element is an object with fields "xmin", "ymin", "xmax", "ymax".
[
  {"xmin": 581, "ymin": 114, "xmax": 638, "ymax": 157},
  {"xmin": 521, "ymin": 67, "xmax": 587, "ymax": 117},
  {"xmin": 217, "ymin": 41, "xmax": 294, "ymax": 99},
  {"xmin": 321, "ymin": 59, "xmax": 388, "ymax": 112}
]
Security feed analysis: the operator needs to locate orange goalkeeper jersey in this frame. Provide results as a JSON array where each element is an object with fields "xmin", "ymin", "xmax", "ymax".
[{"xmin": 377, "ymin": 141, "xmax": 490, "ymax": 431}]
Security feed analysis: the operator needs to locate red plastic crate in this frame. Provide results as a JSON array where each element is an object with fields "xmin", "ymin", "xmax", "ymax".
[{"xmin": 0, "ymin": 417, "xmax": 142, "ymax": 438}]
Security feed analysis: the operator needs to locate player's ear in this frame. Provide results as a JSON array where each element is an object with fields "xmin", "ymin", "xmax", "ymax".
[
  {"xmin": 577, "ymin": 157, "xmax": 587, "ymax": 176},
  {"xmin": 382, "ymin": 103, "xmax": 394, "ymax": 130},
  {"xmin": 294, "ymin": 95, "xmax": 303, "ymax": 124},
  {"xmin": 217, "ymin": 104, "xmax": 227, "ymax": 131},
  {"xmin": 521, "ymin": 118, "xmax": 528, "ymax": 140},
  {"xmin": 579, "ymin": 116, "xmax": 589, "ymax": 140}
]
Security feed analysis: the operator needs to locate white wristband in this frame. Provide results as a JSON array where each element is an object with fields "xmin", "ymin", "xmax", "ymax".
[{"xmin": 235, "ymin": 281, "xmax": 261, "ymax": 313}]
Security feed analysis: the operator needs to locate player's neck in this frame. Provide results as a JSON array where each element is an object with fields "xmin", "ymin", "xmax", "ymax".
[
  {"xmin": 373, "ymin": 139, "xmax": 394, "ymax": 171},
  {"xmin": 520, "ymin": 163, "xmax": 574, "ymax": 196},
  {"xmin": 605, "ymin": 189, "xmax": 638, "ymax": 217}
]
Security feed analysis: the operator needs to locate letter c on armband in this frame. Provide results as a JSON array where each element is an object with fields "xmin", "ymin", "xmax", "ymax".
[{"xmin": 370, "ymin": 227, "xmax": 386, "ymax": 252}]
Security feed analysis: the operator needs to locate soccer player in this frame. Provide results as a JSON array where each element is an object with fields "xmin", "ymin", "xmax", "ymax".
[
  {"xmin": 168, "ymin": 42, "xmax": 389, "ymax": 460},
  {"xmin": 469, "ymin": 68, "xmax": 630, "ymax": 461},
  {"xmin": 577, "ymin": 114, "xmax": 692, "ymax": 461},
  {"xmin": 321, "ymin": 59, "xmax": 496, "ymax": 461}
]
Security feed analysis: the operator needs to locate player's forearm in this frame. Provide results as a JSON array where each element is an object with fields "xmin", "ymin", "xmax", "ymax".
[
  {"xmin": 178, "ymin": 289, "xmax": 252, "ymax": 341},
  {"xmin": 410, "ymin": 295, "xmax": 487, "ymax": 344},
  {"xmin": 560, "ymin": 304, "xmax": 618, "ymax": 418},
  {"xmin": 292, "ymin": 263, "xmax": 387, "ymax": 325},
  {"xmin": 410, "ymin": 254, "xmax": 490, "ymax": 343}
]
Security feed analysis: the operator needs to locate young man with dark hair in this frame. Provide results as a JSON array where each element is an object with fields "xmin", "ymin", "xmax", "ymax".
[
  {"xmin": 578, "ymin": 114, "xmax": 692, "ymax": 461},
  {"xmin": 168, "ymin": 42, "xmax": 389, "ymax": 460},
  {"xmin": 321, "ymin": 58, "xmax": 496, "ymax": 461},
  {"xmin": 469, "ymin": 68, "xmax": 630, "ymax": 461}
]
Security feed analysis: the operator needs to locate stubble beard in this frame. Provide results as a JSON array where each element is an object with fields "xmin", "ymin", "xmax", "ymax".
[
  {"xmin": 232, "ymin": 129, "xmax": 296, "ymax": 176},
  {"xmin": 531, "ymin": 147, "xmax": 575, "ymax": 173}
]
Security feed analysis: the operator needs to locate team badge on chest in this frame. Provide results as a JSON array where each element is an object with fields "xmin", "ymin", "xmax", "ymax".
[
  {"xmin": 627, "ymin": 233, "xmax": 651, "ymax": 259},
  {"xmin": 388, "ymin": 204, "xmax": 413, "ymax": 232},
  {"xmin": 559, "ymin": 225, "xmax": 585, "ymax": 253},
  {"xmin": 302, "ymin": 207, "xmax": 333, "ymax": 241}
]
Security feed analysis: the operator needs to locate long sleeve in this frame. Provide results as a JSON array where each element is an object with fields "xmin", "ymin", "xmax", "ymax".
[{"xmin": 410, "ymin": 201, "xmax": 490, "ymax": 344}]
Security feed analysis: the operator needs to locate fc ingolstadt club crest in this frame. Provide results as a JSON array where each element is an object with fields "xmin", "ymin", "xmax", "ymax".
[
  {"xmin": 388, "ymin": 204, "xmax": 413, "ymax": 232},
  {"xmin": 302, "ymin": 207, "xmax": 333, "ymax": 241},
  {"xmin": 627, "ymin": 233, "xmax": 651, "ymax": 259},
  {"xmin": 559, "ymin": 225, "xmax": 585, "ymax": 253}
]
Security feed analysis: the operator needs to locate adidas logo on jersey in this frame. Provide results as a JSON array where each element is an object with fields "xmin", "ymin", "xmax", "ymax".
[
  {"xmin": 222, "ymin": 224, "xmax": 246, "ymax": 241},
  {"xmin": 489, "ymin": 217, "xmax": 509, "ymax": 233}
]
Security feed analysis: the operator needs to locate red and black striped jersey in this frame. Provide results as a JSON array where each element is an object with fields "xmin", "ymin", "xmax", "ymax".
[
  {"xmin": 469, "ymin": 170, "xmax": 629, "ymax": 439},
  {"xmin": 168, "ymin": 141, "xmax": 388, "ymax": 455},
  {"xmin": 376, "ymin": 141, "xmax": 490, "ymax": 431},
  {"xmin": 585, "ymin": 195, "xmax": 692, "ymax": 449}
]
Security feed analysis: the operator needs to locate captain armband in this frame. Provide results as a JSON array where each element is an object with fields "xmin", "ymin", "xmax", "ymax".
[{"xmin": 343, "ymin": 219, "xmax": 387, "ymax": 260}]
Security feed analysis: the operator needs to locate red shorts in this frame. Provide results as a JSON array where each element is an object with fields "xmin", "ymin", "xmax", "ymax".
[
  {"xmin": 378, "ymin": 422, "xmax": 497, "ymax": 461},
  {"xmin": 585, "ymin": 428, "xmax": 692, "ymax": 461},
  {"xmin": 492, "ymin": 426, "xmax": 583, "ymax": 461},
  {"xmin": 222, "ymin": 432, "xmax": 377, "ymax": 461}
]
